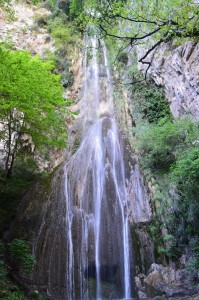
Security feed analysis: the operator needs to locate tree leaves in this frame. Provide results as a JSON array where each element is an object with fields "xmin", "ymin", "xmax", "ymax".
[
  {"xmin": 0, "ymin": 48, "xmax": 71, "ymax": 175},
  {"xmin": 79, "ymin": 0, "xmax": 199, "ymax": 75}
]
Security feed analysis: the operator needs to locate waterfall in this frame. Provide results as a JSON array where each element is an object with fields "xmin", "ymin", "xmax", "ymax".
[{"xmin": 64, "ymin": 33, "xmax": 132, "ymax": 299}]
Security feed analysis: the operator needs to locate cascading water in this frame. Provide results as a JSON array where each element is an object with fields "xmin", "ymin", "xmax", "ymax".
[{"xmin": 64, "ymin": 33, "xmax": 132, "ymax": 299}]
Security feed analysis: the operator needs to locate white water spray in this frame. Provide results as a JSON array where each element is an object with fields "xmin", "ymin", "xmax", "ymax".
[{"xmin": 64, "ymin": 33, "xmax": 132, "ymax": 299}]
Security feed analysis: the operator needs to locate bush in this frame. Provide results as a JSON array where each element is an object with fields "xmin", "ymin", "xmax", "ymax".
[
  {"xmin": 0, "ymin": 167, "xmax": 39, "ymax": 233},
  {"xmin": 135, "ymin": 116, "xmax": 199, "ymax": 262},
  {"xmin": 171, "ymin": 146, "xmax": 199, "ymax": 186},
  {"xmin": 187, "ymin": 238, "xmax": 199, "ymax": 277},
  {"xmin": 54, "ymin": 51, "xmax": 74, "ymax": 87},
  {"xmin": 127, "ymin": 71, "xmax": 172, "ymax": 124},
  {"xmin": 47, "ymin": 15, "xmax": 78, "ymax": 46},
  {"xmin": 6, "ymin": 290, "xmax": 26, "ymax": 300},
  {"xmin": 135, "ymin": 118, "xmax": 191, "ymax": 171},
  {"xmin": 10, "ymin": 239, "xmax": 36, "ymax": 273},
  {"xmin": 0, "ymin": 240, "xmax": 29, "ymax": 299},
  {"xmin": 0, "ymin": 259, "xmax": 7, "ymax": 286}
]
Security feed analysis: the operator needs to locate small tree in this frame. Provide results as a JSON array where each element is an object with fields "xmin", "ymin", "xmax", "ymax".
[{"xmin": 0, "ymin": 48, "xmax": 71, "ymax": 178}]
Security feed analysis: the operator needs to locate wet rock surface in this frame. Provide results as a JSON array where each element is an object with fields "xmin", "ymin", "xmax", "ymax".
[
  {"xmin": 127, "ymin": 164, "xmax": 151, "ymax": 224},
  {"xmin": 135, "ymin": 263, "xmax": 198, "ymax": 299},
  {"xmin": 7, "ymin": 169, "xmax": 68, "ymax": 299}
]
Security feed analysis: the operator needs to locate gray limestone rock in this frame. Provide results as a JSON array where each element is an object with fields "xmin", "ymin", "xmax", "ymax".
[
  {"xmin": 137, "ymin": 41, "xmax": 199, "ymax": 118},
  {"xmin": 135, "ymin": 263, "xmax": 198, "ymax": 299}
]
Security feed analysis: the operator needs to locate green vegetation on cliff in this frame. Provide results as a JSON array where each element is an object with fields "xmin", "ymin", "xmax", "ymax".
[
  {"xmin": 0, "ymin": 238, "xmax": 38, "ymax": 300},
  {"xmin": 0, "ymin": 2, "xmax": 80, "ymax": 296},
  {"xmin": 128, "ymin": 69, "xmax": 199, "ymax": 273},
  {"xmin": 0, "ymin": 0, "xmax": 198, "ymax": 296},
  {"xmin": 74, "ymin": 0, "xmax": 199, "ymax": 81},
  {"xmin": 0, "ymin": 48, "xmax": 72, "ymax": 178}
]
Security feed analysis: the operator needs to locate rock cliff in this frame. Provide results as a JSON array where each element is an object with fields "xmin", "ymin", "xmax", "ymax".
[
  {"xmin": 137, "ymin": 41, "xmax": 199, "ymax": 118},
  {"xmin": 0, "ymin": 1, "xmax": 54, "ymax": 55}
]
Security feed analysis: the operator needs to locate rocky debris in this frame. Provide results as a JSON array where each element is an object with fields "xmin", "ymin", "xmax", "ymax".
[
  {"xmin": 135, "ymin": 263, "xmax": 199, "ymax": 299},
  {"xmin": 137, "ymin": 41, "xmax": 199, "ymax": 118},
  {"xmin": 0, "ymin": 1, "xmax": 55, "ymax": 55}
]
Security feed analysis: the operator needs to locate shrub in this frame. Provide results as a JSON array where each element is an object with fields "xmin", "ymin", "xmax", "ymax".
[
  {"xmin": 128, "ymin": 73, "xmax": 172, "ymax": 124},
  {"xmin": 47, "ymin": 15, "xmax": 77, "ymax": 46},
  {"xmin": 10, "ymin": 239, "xmax": 36, "ymax": 273},
  {"xmin": 187, "ymin": 238, "xmax": 199, "ymax": 277},
  {"xmin": 135, "ymin": 115, "xmax": 199, "ymax": 261},
  {"xmin": 135, "ymin": 118, "xmax": 186, "ymax": 171},
  {"xmin": 0, "ymin": 259, "xmax": 7, "ymax": 286}
]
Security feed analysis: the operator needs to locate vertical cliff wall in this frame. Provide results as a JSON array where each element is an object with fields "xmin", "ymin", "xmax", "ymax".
[{"xmin": 137, "ymin": 41, "xmax": 199, "ymax": 118}]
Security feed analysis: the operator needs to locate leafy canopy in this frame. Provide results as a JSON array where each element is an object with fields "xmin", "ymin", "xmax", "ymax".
[
  {"xmin": 77, "ymin": 0, "xmax": 199, "ymax": 76},
  {"xmin": 83, "ymin": 0, "xmax": 199, "ymax": 40},
  {"xmin": 0, "ymin": 48, "xmax": 70, "ymax": 146},
  {"xmin": 135, "ymin": 118, "xmax": 199, "ymax": 173},
  {"xmin": 0, "ymin": 48, "xmax": 71, "ymax": 175}
]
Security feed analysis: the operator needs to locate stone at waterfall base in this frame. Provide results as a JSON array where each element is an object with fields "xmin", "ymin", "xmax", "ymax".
[{"xmin": 135, "ymin": 263, "xmax": 199, "ymax": 299}]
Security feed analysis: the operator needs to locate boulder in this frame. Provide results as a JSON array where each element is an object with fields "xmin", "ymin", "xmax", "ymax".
[{"xmin": 135, "ymin": 263, "xmax": 198, "ymax": 299}]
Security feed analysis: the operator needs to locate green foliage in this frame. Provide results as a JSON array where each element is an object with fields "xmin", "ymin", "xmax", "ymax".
[
  {"xmin": 117, "ymin": 51, "xmax": 128, "ymax": 65},
  {"xmin": 135, "ymin": 119, "xmax": 183, "ymax": 171},
  {"xmin": 0, "ymin": 0, "xmax": 10, "ymax": 4},
  {"xmin": 32, "ymin": 291, "xmax": 49, "ymax": 300},
  {"xmin": 0, "ymin": 49, "xmax": 67, "ymax": 145},
  {"xmin": 0, "ymin": 47, "xmax": 68, "ymax": 146},
  {"xmin": 187, "ymin": 239, "xmax": 199, "ymax": 277},
  {"xmin": 0, "ymin": 34, "xmax": 14, "ymax": 50},
  {"xmin": 135, "ymin": 118, "xmax": 199, "ymax": 173},
  {"xmin": 135, "ymin": 115, "xmax": 199, "ymax": 262},
  {"xmin": 33, "ymin": 14, "xmax": 49, "ymax": 28},
  {"xmin": 10, "ymin": 239, "xmax": 36, "ymax": 273},
  {"xmin": 51, "ymin": 24, "xmax": 75, "ymax": 45},
  {"xmin": 0, "ymin": 240, "xmax": 34, "ymax": 299},
  {"xmin": 0, "ymin": 239, "xmax": 48, "ymax": 299},
  {"xmin": 83, "ymin": 0, "xmax": 199, "ymax": 42},
  {"xmin": 44, "ymin": 10, "xmax": 80, "ymax": 87},
  {"xmin": 6, "ymin": 290, "xmax": 26, "ymax": 300},
  {"xmin": 77, "ymin": 0, "xmax": 199, "ymax": 80},
  {"xmin": 0, "ymin": 47, "xmax": 72, "ymax": 176},
  {"xmin": 3, "ymin": 4, "xmax": 16, "ymax": 21},
  {"xmin": 0, "ymin": 166, "xmax": 40, "ymax": 233},
  {"xmin": 131, "ymin": 78, "xmax": 172, "ymax": 123},
  {"xmin": 0, "ymin": 259, "xmax": 8, "ymax": 286},
  {"xmin": 70, "ymin": 0, "xmax": 83, "ymax": 18},
  {"xmin": 171, "ymin": 146, "xmax": 199, "ymax": 186},
  {"xmin": 54, "ymin": 49, "xmax": 74, "ymax": 87},
  {"xmin": 47, "ymin": 13, "xmax": 80, "ymax": 45}
]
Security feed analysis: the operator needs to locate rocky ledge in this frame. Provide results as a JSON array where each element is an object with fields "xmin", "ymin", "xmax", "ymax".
[{"xmin": 135, "ymin": 263, "xmax": 199, "ymax": 299}]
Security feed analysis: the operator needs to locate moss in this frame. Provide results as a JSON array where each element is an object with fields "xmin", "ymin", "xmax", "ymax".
[
  {"xmin": 0, "ymin": 170, "xmax": 37, "ymax": 235},
  {"xmin": 130, "ymin": 225, "xmax": 143, "ymax": 274}
]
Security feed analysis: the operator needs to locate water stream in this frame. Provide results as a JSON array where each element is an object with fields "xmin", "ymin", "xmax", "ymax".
[{"xmin": 64, "ymin": 34, "xmax": 132, "ymax": 299}]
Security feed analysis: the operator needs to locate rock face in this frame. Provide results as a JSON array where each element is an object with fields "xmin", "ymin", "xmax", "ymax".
[
  {"xmin": 137, "ymin": 41, "xmax": 199, "ymax": 118},
  {"xmin": 127, "ymin": 164, "xmax": 151, "ymax": 224},
  {"xmin": 8, "ymin": 169, "xmax": 68, "ymax": 299},
  {"xmin": 0, "ymin": 1, "xmax": 55, "ymax": 55},
  {"xmin": 135, "ymin": 263, "xmax": 198, "ymax": 299}
]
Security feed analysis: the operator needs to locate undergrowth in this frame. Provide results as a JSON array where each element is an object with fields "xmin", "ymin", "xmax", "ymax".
[{"xmin": 127, "ymin": 63, "xmax": 199, "ymax": 270}]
